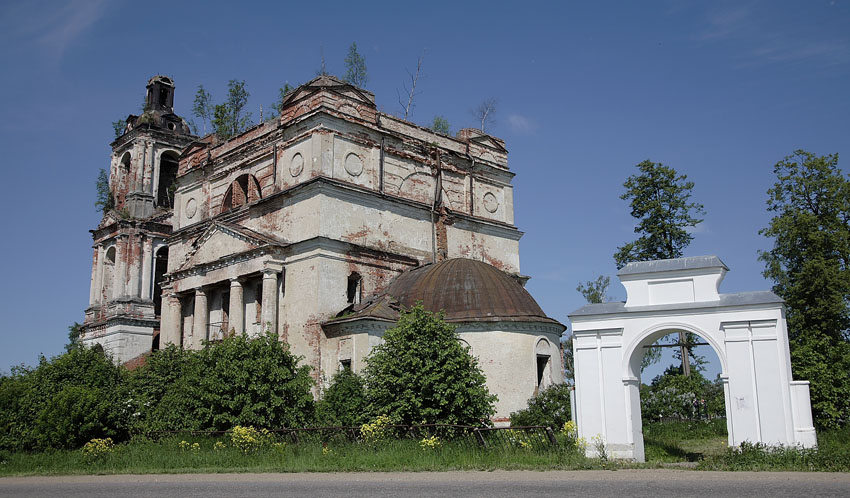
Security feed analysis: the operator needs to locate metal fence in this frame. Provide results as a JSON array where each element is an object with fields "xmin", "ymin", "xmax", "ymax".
[{"xmin": 147, "ymin": 424, "xmax": 559, "ymax": 451}]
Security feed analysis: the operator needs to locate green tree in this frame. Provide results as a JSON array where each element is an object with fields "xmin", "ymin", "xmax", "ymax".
[
  {"xmin": 576, "ymin": 275, "xmax": 610, "ymax": 304},
  {"xmin": 759, "ymin": 150, "xmax": 850, "ymax": 428},
  {"xmin": 430, "ymin": 115, "xmax": 451, "ymax": 135},
  {"xmin": 363, "ymin": 305, "xmax": 496, "ymax": 426},
  {"xmin": 111, "ymin": 119, "xmax": 126, "ymax": 139},
  {"xmin": 192, "ymin": 84, "xmax": 213, "ymax": 135},
  {"xmin": 211, "ymin": 80, "xmax": 253, "ymax": 140},
  {"xmin": 272, "ymin": 83, "xmax": 295, "ymax": 115},
  {"xmin": 614, "ymin": 160, "xmax": 705, "ymax": 268},
  {"xmin": 615, "ymin": 159, "xmax": 706, "ymax": 375},
  {"xmin": 66, "ymin": 322, "xmax": 83, "ymax": 352},
  {"xmin": 315, "ymin": 368, "xmax": 368, "ymax": 427},
  {"xmin": 94, "ymin": 168, "xmax": 113, "ymax": 214},
  {"xmin": 343, "ymin": 42, "xmax": 368, "ymax": 88}
]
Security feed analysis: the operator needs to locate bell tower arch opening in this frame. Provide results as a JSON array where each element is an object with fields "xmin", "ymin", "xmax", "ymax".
[{"xmin": 156, "ymin": 151, "xmax": 179, "ymax": 208}]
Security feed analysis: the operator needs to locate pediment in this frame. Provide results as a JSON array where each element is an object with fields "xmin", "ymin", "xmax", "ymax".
[
  {"xmin": 177, "ymin": 222, "xmax": 283, "ymax": 271},
  {"xmin": 469, "ymin": 134, "xmax": 507, "ymax": 153}
]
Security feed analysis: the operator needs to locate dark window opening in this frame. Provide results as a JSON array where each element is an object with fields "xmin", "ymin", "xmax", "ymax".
[
  {"xmin": 347, "ymin": 273, "xmax": 361, "ymax": 304},
  {"xmin": 340, "ymin": 359, "xmax": 352, "ymax": 371},
  {"xmin": 152, "ymin": 331, "xmax": 160, "ymax": 351},
  {"xmin": 157, "ymin": 152, "xmax": 179, "ymax": 208},
  {"xmin": 536, "ymin": 354, "xmax": 550, "ymax": 391},
  {"xmin": 153, "ymin": 247, "xmax": 168, "ymax": 316},
  {"xmin": 159, "ymin": 88, "xmax": 169, "ymax": 107}
]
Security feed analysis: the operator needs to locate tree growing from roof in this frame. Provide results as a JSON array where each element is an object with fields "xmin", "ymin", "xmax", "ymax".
[
  {"xmin": 192, "ymin": 85, "xmax": 213, "ymax": 135},
  {"xmin": 363, "ymin": 304, "xmax": 496, "ymax": 426},
  {"xmin": 759, "ymin": 150, "xmax": 850, "ymax": 428},
  {"xmin": 212, "ymin": 80, "xmax": 253, "ymax": 140},
  {"xmin": 343, "ymin": 42, "xmax": 368, "ymax": 88},
  {"xmin": 94, "ymin": 168, "xmax": 113, "ymax": 214},
  {"xmin": 111, "ymin": 119, "xmax": 126, "ymax": 139},
  {"xmin": 472, "ymin": 98, "xmax": 497, "ymax": 133},
  {"xmin": 430, "ymin": 115, "xmax": 451, "ymax": 135},
  {"xmin": 398, "ymin": 50, "xmax": 425, "ymax": 120},
  {"xmin": 272, "ymin": 83, "xmax": 295, "ymax": 115},
  {"xmin": 615, "ymin": 160, "xmax": 706, "ymax": 375}
]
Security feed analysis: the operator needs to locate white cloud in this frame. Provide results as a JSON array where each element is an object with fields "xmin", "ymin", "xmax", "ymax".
[
  {"xmin": 693, "ymin": 2, "xmax": 849, "ymax": 67},
  {"xmin": 0, "ymin": 0, "xmax": 109, "ymax": 60},
  {"xmin": 506, "ymin": 113, "xmax": 538, "ymax": 134}
]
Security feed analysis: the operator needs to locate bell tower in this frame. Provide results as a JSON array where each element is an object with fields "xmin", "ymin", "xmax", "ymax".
[{"xmin": 81, "ymin": 75, "xmax": 195, "ymax": 364}]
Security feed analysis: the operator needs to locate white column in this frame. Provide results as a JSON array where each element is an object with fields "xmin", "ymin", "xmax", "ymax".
[
  {"xmin": 94, "ymin": 246, "xmax": 105, "ymax": 304},
  {"xmin": 261, "ymin": 269, "xmax": 278, "ymax": 335},
  {"xmin": 141, "ymin": 238, "xmax": 153, "ymax": 299},
  {"xmin": 89, "ymin": 246, "xmax": 100, "ymax": 306},
  {"xmin": 229, "ymin": 278, "xmax": 244, "ymax": 335},
  {"xmin": 127, "ymin": 234, "xmax": 141, "ymax": 298},
  {"xmin": 112, "ymin": 237, "xmax": 126, "ymax": 299},
  {"xmin": 160, "ymin": 288, "xmax": 182, "ymax": 347},
  {"xmin": 192, "ymin": 288, "xmax": 208, "ymax": 349}
]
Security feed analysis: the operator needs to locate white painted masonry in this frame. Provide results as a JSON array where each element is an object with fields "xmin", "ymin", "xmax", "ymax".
[{"xmin": 569, "ymin": 256, "xmax": 816, "ymax": 461}]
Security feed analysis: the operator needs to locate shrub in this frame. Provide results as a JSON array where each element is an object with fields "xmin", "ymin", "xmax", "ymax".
[
  {"xmin": 640, "ymin": 368, "xmax": 724, "ymax": 421},
  {"xmin": 363, "ymin": 305, "xmax": 496, "ymax": 426},
  {"xmin": 81, "ymin": 437, "xmax": 115, "ymax": 461},
  {"xmin": 315, "ymin": 368, "xmax": 368, "ymax": 426},
  {"xmin": 127, "ymin": 333, "xmax": 315, "ymax": 432},
  {"xmin": 509, "ymin": 383, "xmax": 572, "ymax": 430},
  {"xmin": 0, "ymin": 345, "xmax": 127, "ymax": 451},
  {"xmin": 360, "ymin": 414, "xmax": 392, "ymax": 444},
  {"xmin": 230, "ymin": 426, "xmax": 272, "ymax": 454}
]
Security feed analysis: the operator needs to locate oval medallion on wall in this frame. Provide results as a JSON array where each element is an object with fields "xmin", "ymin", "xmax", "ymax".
[
  {"xmin": 185, "ymin": 198, "xmax": 198, "ymax": 219},
  {"xmin": 344, "ymin": 152, "xmax": 363, "ymax": 176},
  {"xmin": 290, "ymin": 153, "xmax": 304, "ymax": 177},
  {"xmin": 483, "ymin": 192, "xmax": 499, "ymax": 213}
]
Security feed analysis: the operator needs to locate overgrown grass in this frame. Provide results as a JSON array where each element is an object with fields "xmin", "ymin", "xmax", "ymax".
[
  {"xmin": 643, "ymin": 419, "xmax": 728, "ymax": 463},
  {"xmin": 698, "ymin": 426, "xmax": 850, "ymax": 472},
  {"xmin": 0, "ymin": 435, "xmax": 599, "ymax": 476}
]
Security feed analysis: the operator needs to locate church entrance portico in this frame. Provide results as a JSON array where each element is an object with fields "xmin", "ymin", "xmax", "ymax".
[{"xmin": 569, "ymin": 256, "xmax": 817, "ymax": 462}]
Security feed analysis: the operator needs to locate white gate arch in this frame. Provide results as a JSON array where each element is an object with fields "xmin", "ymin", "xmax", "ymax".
[{"xmin": 568, "ymin": 256, "xmax": 817, "ymax": 461}]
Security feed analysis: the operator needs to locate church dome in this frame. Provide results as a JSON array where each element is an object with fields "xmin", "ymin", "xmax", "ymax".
[{"xmin": 384, "ymin": 258, "xmax": 560, "ymax": 324}]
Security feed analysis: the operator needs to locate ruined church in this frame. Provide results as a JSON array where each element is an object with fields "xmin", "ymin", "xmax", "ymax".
[{"xmin": 81, "ymin": 75, "xmax": 564, "ymax": 422}]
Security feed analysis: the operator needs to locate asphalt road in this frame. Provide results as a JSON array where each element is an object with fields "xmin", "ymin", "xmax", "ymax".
[{"xmin": 2, "ymin": 470, "xmax": 850, "ymax": 497}]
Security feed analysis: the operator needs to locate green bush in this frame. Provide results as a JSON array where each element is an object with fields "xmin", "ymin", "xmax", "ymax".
[
  {"xmin": 640, "ymin": 368, "xmax": 724, "ymax": 421},
  {"xmin": 316, "ymin": 368, "xmax": 368, "ymax": 427},
  {"xmin": 0, "ymin": 345, "xmax": 127, "ymax": 451},
  {"xmin": 128, "ymin": 332, "xmax": 315, "ymax": 432},
  {"xmin": 363, "ymin": 304, "xmax": 497, "ymax": 426},
  {"xmin": 509, "ymin": 383, "xmax": 573, "ymax": 430}
]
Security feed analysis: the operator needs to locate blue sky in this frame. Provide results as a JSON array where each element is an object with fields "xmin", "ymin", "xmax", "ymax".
[{"xmin": 0, "ymin": 1, "xmax": 847, "ymax": 381}]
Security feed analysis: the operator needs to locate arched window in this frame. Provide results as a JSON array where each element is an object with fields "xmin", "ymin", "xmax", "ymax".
[
  {"xmin": 347, "ymin": 272, "xmax": 362, "ymax": 304},
  {"xmin": 153, "ymin": 246, "xmax": 168, "ymax": 316},
  {"xmin": 535, "ymin": 338, "xmax": 553, "ymax": 394},
  {"xmin": 221, "ymin": 174, "xmax": 262, "ymax": 213},
  {"xmin": 102, "ymin": 246, "xmax": 116, "ymax": 302},
  {"xmin": 120, "ymin": 152, "xmax": 131, "ymax": 171},
  {"xmin": 157, "ymin": 151, "xmax": 179, "ymax": 208}
]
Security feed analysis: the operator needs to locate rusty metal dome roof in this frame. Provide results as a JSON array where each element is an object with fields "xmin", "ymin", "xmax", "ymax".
[{"xmin": 383, "ymin": 258, "xmax": 560, "ymax": 325}]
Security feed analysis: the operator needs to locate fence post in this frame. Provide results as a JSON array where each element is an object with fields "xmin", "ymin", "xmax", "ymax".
[
  {"xmin": 545, "ymin": 427, "xmax": 557, "ymax": 446},
  {"xmin": 474, "ymin": 428, "xmax": 487, "ymax": 448}
]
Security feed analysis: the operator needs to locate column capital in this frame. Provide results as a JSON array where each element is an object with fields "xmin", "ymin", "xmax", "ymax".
[
  {"xmin": 194, "ymin": 287, "xmax": 207, "ymax": 296},
  {"xmin": 263, "ymin": 260, "xmax": 284, "ymax": 274},
  {"xmin": 230, "ymin": 277, "xmax": 243, "ymax": 286}
]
